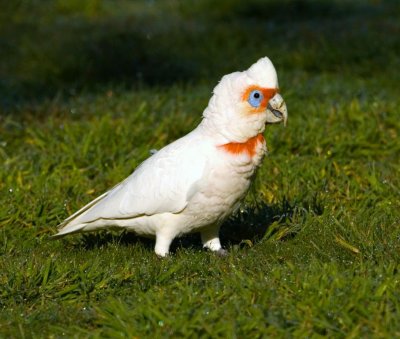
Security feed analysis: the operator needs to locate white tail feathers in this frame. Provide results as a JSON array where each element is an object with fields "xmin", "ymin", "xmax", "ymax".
[
  {"xmin": 51, "ymin": 223, "xmax": 89, "ymax": 239},
  {"xmin": 52, "ymin": 190, "xmax": 110, "ymax": 239}
]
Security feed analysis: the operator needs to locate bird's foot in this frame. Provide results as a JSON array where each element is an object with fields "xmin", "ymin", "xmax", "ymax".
[{"xmin": 215, "ymin": 248, "xmax": 228, "ymax": 256}]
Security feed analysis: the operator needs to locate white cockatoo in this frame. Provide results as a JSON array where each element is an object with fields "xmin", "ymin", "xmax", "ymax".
[{"xmin": 54, "ymin": 57, "xmax": 288, "ymax": 256}]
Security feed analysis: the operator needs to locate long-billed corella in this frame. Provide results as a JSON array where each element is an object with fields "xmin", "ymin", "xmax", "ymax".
[{"xmin": 53, "ymin": 57, "xmax": 288, "ymax": 257}]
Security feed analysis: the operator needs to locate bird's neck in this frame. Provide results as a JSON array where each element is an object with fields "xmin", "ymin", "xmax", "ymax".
[{"xmin": 218, "ymin": 133, "xmax": 265, "ymax": 157}]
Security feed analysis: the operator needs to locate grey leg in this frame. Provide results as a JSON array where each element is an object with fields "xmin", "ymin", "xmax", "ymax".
[
  {"xmin": 155, "ymin": 232, "xmax": 175, "ymax": 257},
  {"xmin": 201, "ymin": 226, "xmax": 226, "ymax": 255}
]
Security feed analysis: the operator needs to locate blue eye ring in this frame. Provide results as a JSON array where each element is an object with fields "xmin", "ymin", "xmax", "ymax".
[{"xmin": 248, "ymin": 90, "xmax": 263, "ymax": 108}]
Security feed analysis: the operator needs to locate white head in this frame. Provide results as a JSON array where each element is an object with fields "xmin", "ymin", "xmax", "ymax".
[{"xmin": 202, "ymin": 57, "xmax": 287, "ymax": 143}]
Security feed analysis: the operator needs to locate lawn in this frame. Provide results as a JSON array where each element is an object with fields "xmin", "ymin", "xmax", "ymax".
[{"xmin": 1, "ymin": 0, "xmax": 400, "ymax": 337}]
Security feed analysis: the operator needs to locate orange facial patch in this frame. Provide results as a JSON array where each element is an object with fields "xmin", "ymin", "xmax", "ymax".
[
  {"xmin": 219, "ymin": 133, "xmax": 265, "ymax": 157},
  {"xmin": 241, "ymin": 86, "xmax": 278, "ymax": 113}
]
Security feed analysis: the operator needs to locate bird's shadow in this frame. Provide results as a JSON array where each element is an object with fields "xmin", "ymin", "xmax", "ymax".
[{"xmin": 75, "ymin": 197, "xmax": 323, "ymax": 254}]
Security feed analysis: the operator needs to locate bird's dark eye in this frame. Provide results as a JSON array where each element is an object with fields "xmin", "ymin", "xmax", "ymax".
[{"xmin": 248, "ymin": 90, "xmax": 263, "ymax": 108}]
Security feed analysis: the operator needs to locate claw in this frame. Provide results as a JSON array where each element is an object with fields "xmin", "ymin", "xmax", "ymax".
[{"xmin": 216, "ymin": 248, "xmax": 228, "ymax": 256}]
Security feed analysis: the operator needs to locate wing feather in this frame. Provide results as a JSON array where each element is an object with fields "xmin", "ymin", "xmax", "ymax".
[{"xmin": 55, "ymin": 129, "xmax": 209, "ymax": 233}]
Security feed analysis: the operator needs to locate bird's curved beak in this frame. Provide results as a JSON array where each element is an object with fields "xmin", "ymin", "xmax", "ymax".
[{"xmin": 266, "ymin": 93, "xmax": 288, "ymax": 126}]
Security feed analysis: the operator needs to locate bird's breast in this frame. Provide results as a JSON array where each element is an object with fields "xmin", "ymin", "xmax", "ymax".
[{"xmin": 181, "ymin": 134, "xmax": 266, "ymax": 228}]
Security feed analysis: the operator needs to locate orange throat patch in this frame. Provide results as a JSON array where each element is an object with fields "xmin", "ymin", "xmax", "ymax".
[{"xmin": 219, "ymin": 134, "xmax": 265, "ymax": 157}]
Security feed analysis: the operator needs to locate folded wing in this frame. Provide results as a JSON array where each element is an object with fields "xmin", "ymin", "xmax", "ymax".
[{"xmin": 55, "ymin": 130, "xmax": 208, "ymax": 235}]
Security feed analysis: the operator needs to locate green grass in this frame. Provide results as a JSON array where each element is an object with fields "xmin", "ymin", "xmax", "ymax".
[{"xmin": 1, "ymin": 0, "xmax": 400, "ymax": 337}]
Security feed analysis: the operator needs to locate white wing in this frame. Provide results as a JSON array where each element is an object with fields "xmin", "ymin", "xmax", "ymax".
[{"xmin": 56, "ymin": 128, "xmax": 209, "ymax": 233}]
